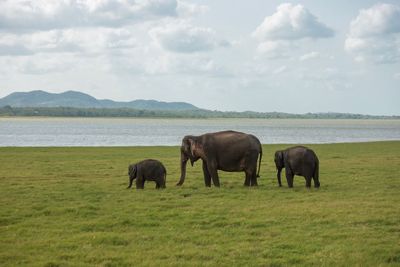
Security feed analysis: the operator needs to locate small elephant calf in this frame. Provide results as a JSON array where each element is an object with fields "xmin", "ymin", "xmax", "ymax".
[
  {"xmin": 274, "ymin": 146, "xmax": 320, "ymax": 188},
  {"xmin": 128, "ymin": 159, "xmax": 167, "ymax": 189}
]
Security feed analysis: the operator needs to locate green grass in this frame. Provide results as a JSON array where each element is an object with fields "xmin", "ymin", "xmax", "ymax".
[{"xmin": 0, "ymin": 142, "xmax": 399, "ymax": 266}]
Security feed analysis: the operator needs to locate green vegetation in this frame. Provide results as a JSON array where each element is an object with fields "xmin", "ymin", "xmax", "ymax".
[
  {"xmin": 1, "ymin": 105, "xmax": 399, "ymax": 119},
  {"xmin": 0, "ymin": 142, "xmax": 399, "ymax": 266}
]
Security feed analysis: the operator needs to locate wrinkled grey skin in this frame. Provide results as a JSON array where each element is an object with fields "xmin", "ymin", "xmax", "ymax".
[
  {"xmin": 177, "ymin": 130, "xmax": 262, "ymax": 187},
  {"xmin": 128, "ymin": 159, "xmax": 167, "ymax": 189},
  {"xmin": 274, "ymin": 146, "xmax": 320, "ymax": 188}
]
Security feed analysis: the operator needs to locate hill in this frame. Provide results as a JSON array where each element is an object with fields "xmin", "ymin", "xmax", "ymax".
[
  {"xmin": 0, "ymin": 90, "xmax": 199, "ymax": 111},
  {"xmin": 0, "ymin": 90, "xmax": 399, "ymax": 119}
]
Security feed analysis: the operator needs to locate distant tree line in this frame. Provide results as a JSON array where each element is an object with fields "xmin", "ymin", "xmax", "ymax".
[{"xmin": 0, "ymin": 105, "xmax": 398, "ymax": 119}]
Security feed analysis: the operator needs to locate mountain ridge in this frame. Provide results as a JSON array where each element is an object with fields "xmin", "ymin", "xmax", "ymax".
[
  {"xmin": 0, "ymin": 90, "xmax": 199, "ymax": 111},
  {"xmin": 0, "ymin": 90, "xmax": 399, "ymax": 119}
]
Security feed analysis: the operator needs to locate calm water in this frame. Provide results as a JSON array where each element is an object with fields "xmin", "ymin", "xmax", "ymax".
[{"xmin": 1, "ymin": 118, "xmax": 400, "ymax": 146}]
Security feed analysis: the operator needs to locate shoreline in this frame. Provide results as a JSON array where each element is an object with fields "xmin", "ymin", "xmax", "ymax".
[
  {"xmin": 1, "ymin": 116, "xmax": 400, "ymax": 121},
  {"xmin": 1, "ymin": 140, "xmax": 399, "ymax": 148}
]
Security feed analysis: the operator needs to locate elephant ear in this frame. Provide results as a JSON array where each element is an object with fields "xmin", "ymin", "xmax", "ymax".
[
  {"xmin": 186, "ymin": 138, "xmax": 198, "ymax": 166},
  {"xmin": 129, "ymin": 164, "xmax": 137, "ymax": 178},
  {"xmin": 181, "ymin": 137, "xmax": 190, "ymax": 153},
  {"xmin": 187, "ymin": 138, "xmax": 196, "ymax": 157},
  {"xmin": 279, "ymin": 151, "xmax": 284, "ymax": 162},
  {"xmin": 133, "ymin": 165, "xmax": 137, "ymax": 178},
  {"xmin": 275, "ymin": 151, "xmax": 283, "ymax": 165}
]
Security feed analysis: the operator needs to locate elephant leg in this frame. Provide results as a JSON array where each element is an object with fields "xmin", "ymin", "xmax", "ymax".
[
  {"xmin": 159, "ymin": 177, "xmax": 166, "ymax": 189},
  {"xmin": 277, "ymin": 169, "xmax": 282, "ymax": 187},
  {"xmin": 313, "ymin": 176, "xmax": 320, "ymax": 188},
  {"xmin": 286, "ymin": 170, "xmax": 294, "ymax": 188},
  {"xmin": 246, "ymin": 168, "xmax": 257, "ymax": 187},
  {"xmin": 305, "ymin": 176, "xmax": 312, "ymax": 188},
  {"xmin": 244, "ymin": 174, "xmax": 250, "ymax": 186},
  {"xmin": 202, "ymin": 161, "xmax": 212, "ymax": 187},
  {"xmin": 251, "ymin": 176, "xmax": 258, "ymax": 186},
  {"xmin": 250, "ymin": 167, "xmax": 258, "ymax": 186},
  {"xmin": 246, "ymin": 154, "xmax": 258, "ymax": 186},
  {"xmin": 155, "ymin": 182, "xmax": 160, "ymax": 189},
  {"xmin": 211, "ymin": 173, "xmax": 220, "ymax": 187},
  {"xmin": 207, "ymin": 161, "xmax": 220, "ymax": 187},
  {"xmin": 136, "ymin": 176, "xmax": 145, "ymax": 189}
]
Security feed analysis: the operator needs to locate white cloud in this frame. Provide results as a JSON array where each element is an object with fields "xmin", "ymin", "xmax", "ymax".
[
  {"xmin": 0, "ymin": 28, "xmax": 137, "ymax": 56},
  {"xmin": 0, "ymin": 0, "xmax": 226, "ymax": 79},
  {"xmin": 298, "ymin": 67, "xmax": 352, "ymax": 91},
  {"xmin": 253, "ymin": 3, "xmax": 334, "ymax": 41},
  {"xmin": 256, "ymin": 40, "xmax": 292, "ymax": 58},
  {"xmin": 394, "ymin": 73, "xmax": 400, "ymax": 79},
  {"xmin": 151, "ymin": 54, "xmax": 231, "ymax": 76},
  {"xmin": 348, "ymin": 3, "xmax": 400, "ymax": 38},
  {"xmin": 177, "ymin": 0, "xmax": 208, "ymax": 17},
  {"xmin": 273, "ymin": 65, "xmax": 287, "ymax": 75},
  {"xmin": 0, "ymin": 53, "xmax": 76, "ymax": 75},
  {"xmin": 149, "ymin": 21, "xmax": 220, "ymax": 53},
  {"xmin": 0, "ymin": 43, "xmax": 33, "ymax": 56},
  {"xmin": 345, "ymin": 3, "xmax": 400, "ymax": 64},
  {"xmin": 52, "ymin": 34, "xmax": 231, "ymax": 77},
  {"xmin": 0, "ymin": 0, "xmax": 179, "ymax": 31},
  {"xmin": 299, "ymin": 51, "xmax": 320, "ymax": 61},
  {"xmin": 252, "ymin": 3, "xmax": 333, "ymax": 58}
]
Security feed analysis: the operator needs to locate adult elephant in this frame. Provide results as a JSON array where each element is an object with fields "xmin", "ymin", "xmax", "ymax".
[{"xmin": 176, "ymin": 130, "xmax": 262, "ymax": 187}]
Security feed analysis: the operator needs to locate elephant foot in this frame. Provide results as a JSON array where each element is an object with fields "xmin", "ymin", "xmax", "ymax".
[{"xmin": 250, "ymin": 180, "xmax": 258, "ymax": 186}]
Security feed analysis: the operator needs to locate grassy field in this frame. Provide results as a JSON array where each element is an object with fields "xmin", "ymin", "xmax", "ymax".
[{"xmin": 0, "ymin": 142, "xmax": 399, "ymax": 266}]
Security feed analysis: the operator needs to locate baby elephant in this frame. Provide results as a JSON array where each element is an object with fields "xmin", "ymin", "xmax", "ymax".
[
  {"xmin": 128, "ymin": 159, "xmax": 167, "ymax": 189},
  {"xmin": 274, "ymin": 146, "xmax": 320, "ymax": 188}
]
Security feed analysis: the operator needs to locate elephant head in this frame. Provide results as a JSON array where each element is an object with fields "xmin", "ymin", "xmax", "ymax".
[
  {"xmin": 127, "ymin": 164, "xmax": 137, "ymax": 188},
  {"xmin": 274, "ymin": 150, "xmax": 284, "ymax": 187},
  {"xmin": 176, "ymin": 136, "xmax": 202, "ymax": 186}
]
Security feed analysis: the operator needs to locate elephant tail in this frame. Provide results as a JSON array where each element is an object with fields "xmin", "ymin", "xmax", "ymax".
[
  {"xmin": 256, "ymin": 146, "xmax": 262, "ymax": 178},
  {"xmin": 314, "ymin": 158, "xmax": 320, "ymax": 187}
]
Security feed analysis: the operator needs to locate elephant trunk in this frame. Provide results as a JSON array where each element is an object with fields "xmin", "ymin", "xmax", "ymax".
[
  {"xmin": 127, "ymin": 175, "xmax": 135, "ymax": 189},
  {"xmin": 176, "ymin": 152, "xmax": 188, "ymax": 186},
  {"xmin": 277, "ymin": 168, "xmax": 282, "ymax": 187}
]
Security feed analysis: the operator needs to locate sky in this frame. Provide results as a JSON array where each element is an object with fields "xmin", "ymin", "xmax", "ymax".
[{"xmin": 0, "ymin": 0, "xmax": 399, "ymax": 115}]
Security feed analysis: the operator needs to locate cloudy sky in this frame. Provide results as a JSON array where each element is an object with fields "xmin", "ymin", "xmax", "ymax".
[{"xmin": 0, "ymin": 0, "xmax": 399, "ymax": 115}]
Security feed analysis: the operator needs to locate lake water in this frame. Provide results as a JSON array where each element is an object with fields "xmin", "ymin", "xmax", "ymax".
[{"xmin": 1, "ymin": 118, "xmax": 400, "ymax": 146}]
